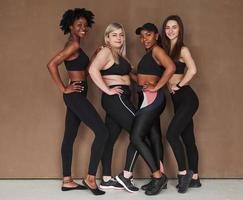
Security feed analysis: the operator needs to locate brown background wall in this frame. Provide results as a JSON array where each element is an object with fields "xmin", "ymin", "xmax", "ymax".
[{"xmin": 0, "ymin": 0, "xmax": 242, "ymax": 178}]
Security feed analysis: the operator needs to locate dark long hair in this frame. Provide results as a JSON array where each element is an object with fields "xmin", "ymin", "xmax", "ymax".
[
  {"xmin": 161, "ymin": 15, "xmax": 184, "ymax": 60},
  {"xmin": 157, "ymin": 34, "xmax": 162, "ymax": 47}
]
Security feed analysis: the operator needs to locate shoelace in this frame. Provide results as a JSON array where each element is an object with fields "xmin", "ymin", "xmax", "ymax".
[
  {"xmin": 130, "ymin": 178, "xmax": 136, "ymax": 186},
  {"xmin": 110, "ymin": 178, "xmax": 115, "ymax": 182}
]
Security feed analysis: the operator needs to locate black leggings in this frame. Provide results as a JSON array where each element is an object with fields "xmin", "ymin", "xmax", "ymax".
[
  {"xmin": 62, "ymin": 81, "xmax": 108, "ymax": 176},
  {"xmin": 101, "ymin": 85, "xmax": 139, "ymax": 176},
  {"xmin": 131, "ymin": 87, "xmax": 166, "ymax": 173},
  {"xmin": 166, "ymin": 85, "xmax": 199, "ymax": 173}
]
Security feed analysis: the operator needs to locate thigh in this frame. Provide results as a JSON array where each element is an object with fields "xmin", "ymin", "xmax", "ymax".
[
  {"xmin": 64, "ymin": 107, "xmax": 81, "ymax": 130},
  {"xmin": 105, "ymin": 114, "xmax": 122, "ymax": 143},
  {"xmin": 102, "ymin": 93, "xmax": 136, "ymax": 132},
  {"xmin": 63, "ymin": 104, "xmax": 81, "ymax": 141},
  {"xmin": 67, "ymin": 94, "xmax": 106, "ymax": 134},
  {"xmin": 132, "ymin": 110, "xmax": 157, "ymax": 139}
]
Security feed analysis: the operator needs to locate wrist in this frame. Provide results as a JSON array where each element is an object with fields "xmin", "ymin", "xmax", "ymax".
[
  {"xmin": 176, "ymin": 82, "xmax": 182, "ymax": 89},
  {"xmin": 61, "ymin": 86, "xmax": 66, "ymax": 93},
  {"xmin": 104, "ymin": 87, "xmax": 111, "ymax": 94},
  {"xmin": 154, "ymin": 83, "xmax": 163, "ymax": 91},
  {"xmin": 154, "ymin": 86, "xmax": 160, "ymax": 91}
]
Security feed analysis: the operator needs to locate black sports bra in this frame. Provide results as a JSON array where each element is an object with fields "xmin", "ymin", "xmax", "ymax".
[
  {"xmin": 100, "ymin": 56, "xmax": 131, "ymax": 76},
  {"xmin": 174, "ymin": 60, "xmax": 186, "ymax": 74},
  {"xmin": 64, "ymin": 48, "xmax": 89, "ymax": 71},
  {"xmin": 137, "ymin": 51, "xmax": 164, "ymax": 76}
]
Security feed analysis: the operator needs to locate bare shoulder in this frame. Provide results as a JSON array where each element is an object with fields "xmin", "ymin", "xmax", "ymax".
[
  {"xmin": 152, "ymin": 45, "xmax": 166, "ymax": 56},
  {"xmin": 181, "ymin": 46, "xmax": 191, "ymax": 57},
  {"xmin": 93, "ymin": 46, "xmax": 113, "ymax": 65},
  {"xmin": 97, "ymin": 46, "xmax": 112, "ymax": 57},
  {"xmin": 101, "ymin": 46, "xmax": 112, "ymax": 53},
  {"xmin": 65, "ymin": 40, "xmax": 79, "ymax": 49},
  {"xmin": 63, "ymin": 41, "xmax": 80, "ymax": 54}
]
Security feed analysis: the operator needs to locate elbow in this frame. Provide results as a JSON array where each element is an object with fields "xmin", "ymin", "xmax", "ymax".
[
  {"xmin": 88, "ymin": 67, "xmax": 97, "ymax": 79},
  {"xmin": 47, "ymin": 62, "xmax": 52, "ymax": 71},
  {"xmin": 47, "ymin": 60, "xmax": 56, "ymax": 71},
  {"xmin": 88, "ymin": 67, "xmax": 94, "ymax": 76},
  {"xmin": 191, "ymin": 68, "xmax": 197, "ymax": 76}
]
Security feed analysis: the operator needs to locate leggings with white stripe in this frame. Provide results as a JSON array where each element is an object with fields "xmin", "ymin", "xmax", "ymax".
[
  {"xmin": 101, "ymin": 85, "xmax": 139, "ymax": 176},
  {"xmin": 131, "ymin": 87, "xmax": 166, "ymax": 173}
]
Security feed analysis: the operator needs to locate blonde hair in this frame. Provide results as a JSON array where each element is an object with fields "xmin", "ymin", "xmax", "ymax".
[{"xmin": 104, "ymin": 23, "xmax": 126, "ymax": 63}]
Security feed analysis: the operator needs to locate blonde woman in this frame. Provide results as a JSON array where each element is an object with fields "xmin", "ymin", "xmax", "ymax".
[{"xmin": 89, "ymin": 23, "xmax": 139, "ymax": 192}]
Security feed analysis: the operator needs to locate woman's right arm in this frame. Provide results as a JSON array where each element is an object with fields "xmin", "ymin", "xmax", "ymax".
[
  {"xmin": 89, "ymin": 47, "xmax": 123, "ymax": 95},
  {"xmin": 47, "ymin": 42, "xmax": 81, "ymax": 93}
]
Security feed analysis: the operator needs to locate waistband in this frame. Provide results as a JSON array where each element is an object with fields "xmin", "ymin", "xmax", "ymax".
[
  {"xmin": 137, "ymin": 85, "xmax": 164, "ymax": 93},
  {"xmin": 170, "ymin": 85, "xmax": 192, "ymax": 96},
  {"xmin": 103, "ymin": 85, "xmax": 131, "ymax": 96},
  {"xmin": 70, "ymin": 80, "xmax": 87, "ymax": 86},
  {"xmin": 108, "ymin": 84, "xmax": 130, "ymax": 88}
]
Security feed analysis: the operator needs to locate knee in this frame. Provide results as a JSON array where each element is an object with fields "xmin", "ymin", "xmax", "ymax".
[
  {"xmin": 150, "ymin": 133, "xmax": 161, "ymax": 143},
  {"xmin": 184, "ymin": 140, "xmax": 197, "ymax": 150},
  {"xmin": 96, "ymin": 127, "xmax": 109, "ymax": 143},
  {"xmin": 130, "ymin": 134, "xmax": 142, "ymax": 148},
  {"xmin": 61, "ymin": 135, "xmax": 75, "ymax": 147},
  {"xmin": 102, "ymin": 130, "xmax": 109, "ymax": 143},
  {"xmin": 166, "ymin": 132, "xmax": 178, "ymax": 144}
]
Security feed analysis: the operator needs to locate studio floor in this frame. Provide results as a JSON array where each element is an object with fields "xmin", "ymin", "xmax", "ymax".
[{"xmin": 0, "ymin": 179, "xmax": 242, "ymax": 200}]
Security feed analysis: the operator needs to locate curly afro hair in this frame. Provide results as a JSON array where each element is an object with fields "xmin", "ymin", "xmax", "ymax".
[{"xmin": 60, "ymin": 8, "xmax": 95, "ymax": 34}]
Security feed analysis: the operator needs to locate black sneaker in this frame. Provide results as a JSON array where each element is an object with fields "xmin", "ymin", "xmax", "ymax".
[
  {"xmin": 116, "ymin": 172, "xmax": 139, "ymax": 193},
  {"xmin": 145, "ymin": 174, "xmax": 168, "ymax": 195},
  {"xmin": 99, "ymin": 178, "xmax": 124, "ymax": 190},
  {"xmin": 176, "ymin": 177, "xmax": 202, "ymax": 188},
  {"xmin": 189, "ymin": 177, "xmax": 202, "ymax": 188},
  {"xmin": 177, "ymin": 170, "xmax": 193, "ymax": 193},
  {"xmin": 141, "ymin": 175, "xmax": 167, "ymax": 191}
]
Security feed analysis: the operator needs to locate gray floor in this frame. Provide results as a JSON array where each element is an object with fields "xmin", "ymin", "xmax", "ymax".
[{"xmin": 0, "ymin": 179, "xmax": 242, "ymax": 200}]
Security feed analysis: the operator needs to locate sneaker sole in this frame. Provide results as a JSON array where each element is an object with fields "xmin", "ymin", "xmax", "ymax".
[
  {"xmin": 115, "ymin": 176, "xmax": 138, "ymax": 193},
  {"xmin": 99, "ymin": 185, "xmax": 124, "ymax": 190}
]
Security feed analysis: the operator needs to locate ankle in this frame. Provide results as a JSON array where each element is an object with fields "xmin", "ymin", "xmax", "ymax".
[
  {"xmin": 159, "ymin": 161, "xmax": 165, "ymax": 173},
  {"xmin": 178, "ymin": 170, "xmax": 187, "ymax": 175},
  {"xmin": 152, "ymin": 170, "xmax": 162, "ymax": 179},
  {"xmin": 63, "ymin": 177, "xmax": 74, "ymax": 184},
  {"xmin": 123, "ymin": 170, "xmax": 132, "ymax": 179},
  {"xmin": 85, "ymin": 176, "xmax": 97, "ymax": 189},
  {"xmin": 86, "ymin": 175, "xmax": 95, "ymax": 180},
  {"xmin": 192, "ymin": 174, "xmax": 199, "ymax": 180},
  {"xmin": 103, "ymin": 176, "xmax": 112, "ymax": 182}
]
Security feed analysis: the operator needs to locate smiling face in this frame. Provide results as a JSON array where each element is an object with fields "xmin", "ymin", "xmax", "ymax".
[
  {"xmin": 69, "ymin": 17, "xmax": 89, "ymax": 39},
  {"xmin": 139, "ymin": 30, "xmax": 158, "ymax": 50},
  {"xmin": 165, "ymin": 20, "xmax": 179, "ymax": 41},
  {"xmin": 107, "ymin": 28, "xmax": 125, "ymax": 49}
]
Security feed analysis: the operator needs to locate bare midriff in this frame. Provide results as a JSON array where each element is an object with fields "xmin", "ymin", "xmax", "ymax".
[
  {"xmin": 103, "ymin": 75, "xmax": 131, "ymax": 86},
  {"xmin": 67, "ymin": 70, "xmax": 86, "ymax": 81},
  {"xmin": 168, "ymin": 74, "xmax": 187, "ymax": 93},
  {"xmin": 137, "ymin": 74, "xmax": 160, "ymax": 86}
]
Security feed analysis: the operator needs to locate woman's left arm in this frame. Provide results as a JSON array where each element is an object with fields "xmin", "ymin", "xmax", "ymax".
[{"xmin": 177, "ymin": 47, "xmax": 197, "ymax": 87}]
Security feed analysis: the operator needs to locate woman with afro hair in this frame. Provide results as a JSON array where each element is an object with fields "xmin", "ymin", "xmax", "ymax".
[{"xmin": 47, "ymin": 8, "xmax": 108, "ymax": 195}]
